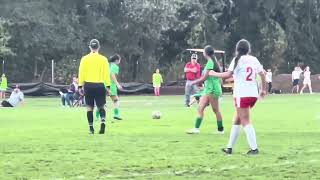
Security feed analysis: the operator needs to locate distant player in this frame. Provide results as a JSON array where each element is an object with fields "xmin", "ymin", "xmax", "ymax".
[
  {"xmin": 109, "ymin": 54, "xmax": 124, "ymax": 120},
  {"xmin": 300, "ymin": 66, "xmax": 313, "ymax": 94},
  {"xmin": 152, "ymin": 68, "xmax": 163, "ymax": 96},
  {"xmin": 78, "ymin": 39, "xmax": 111, "ymax": 134},
  {"xmin": 186, "ymin": 45, "xmax": 224, "ymax": 134},
  {"xmin": 0, "ymin": 74, "xmax": 8, "ymax": 100},
  {"xmin": 209, "ymin": 39, "xmax": 266, "ymax": 155},
  {"xmin": 291, "ymin": 66, "xmax": 302, "ymax": 93},
  {"xmin": 266, "ymin": 69, "xmax": 272, "ymax": 93}
]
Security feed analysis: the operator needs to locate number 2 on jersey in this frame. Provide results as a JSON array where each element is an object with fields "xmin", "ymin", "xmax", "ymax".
[{"xmin": 246, "ymin": 67, "xmax": 253, "ymax": 81}]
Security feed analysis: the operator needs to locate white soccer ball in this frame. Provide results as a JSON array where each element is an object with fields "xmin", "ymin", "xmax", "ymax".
[{"xmin": 152, "ymin": 110, "xmax": 161, "ymax": 119}]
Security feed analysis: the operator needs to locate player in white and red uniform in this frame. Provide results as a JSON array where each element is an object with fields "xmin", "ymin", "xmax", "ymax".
[
  {"xmin": 209, "ymin": 39, "xmax": 266, "ymax": 155},
  {"xmin": 300, "ymin": 66, "xmax": 313, "ymax": 94}
]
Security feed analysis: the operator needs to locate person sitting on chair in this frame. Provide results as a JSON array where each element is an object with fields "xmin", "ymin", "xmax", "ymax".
[
  {"xmin": 70, "ymin": 77, "xmax": 79, "ymax": 100},
  {"xmin": 1, "ymin": 85, "xmax": 24, "ymax": 107},
  {"xmin": 59, "ymin": 87, "xmax": 73, "ymax": 107},
  {"xmin": 73, "ymin": 88, "xmax": 85, "ymax": 107}
]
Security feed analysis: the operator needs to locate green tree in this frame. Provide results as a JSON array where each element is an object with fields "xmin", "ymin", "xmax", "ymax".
[{"xmin": 0, "ymin": 18, "xmax": 13, "ymax": 61}]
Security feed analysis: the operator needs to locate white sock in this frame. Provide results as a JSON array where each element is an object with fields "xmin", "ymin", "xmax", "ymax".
[
  {"xmin": 227, "ymin": 125, "xmax": 241, "ymax": 149},
  {"xmin": 243, "ymin": 124, "xmax": 258, "ymax": 150}
]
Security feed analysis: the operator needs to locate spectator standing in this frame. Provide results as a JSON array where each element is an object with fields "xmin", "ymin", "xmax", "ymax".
[
  {"xmin": 266, "ymin": 69, "xmax": 272, "ymax": 93},
  {"xmin": 291, "ymin": 66, "xmax": 302, "ymax": 93},
  {"xmin": 184, "ymin": 54, "xmax": 201, "ymax": 107}
]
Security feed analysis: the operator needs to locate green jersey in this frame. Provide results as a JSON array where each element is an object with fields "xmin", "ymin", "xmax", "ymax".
[
  {"xmin": 0, "ymin": 77, "xmax": 7, "ymax": 90},
  {"xmin": 203, "ymin": 59, "xmax": 222, "ymax": 97},
  {"xmin": 110, "ymin": 63, "xmax": 119, "ymax": 85},
  {"xmin": 110, "ymin": 63, "xmax": 120, "ymax": 96},
  {"xmin": 152, "ymin": 73, "xmax": 163, "ymax": 87}
]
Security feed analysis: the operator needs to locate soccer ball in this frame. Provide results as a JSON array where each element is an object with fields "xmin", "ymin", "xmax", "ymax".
[{"xmin": 152, "ymin": 110, "xmax": 161, "ymax": 119}]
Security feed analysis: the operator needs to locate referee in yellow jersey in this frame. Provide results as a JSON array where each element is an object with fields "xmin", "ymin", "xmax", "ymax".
[{"xmin": 78, "ymin": 39, "xmax": 111, "ymax": 134}]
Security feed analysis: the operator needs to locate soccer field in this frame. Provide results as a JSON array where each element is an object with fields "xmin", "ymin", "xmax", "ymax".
[{"xmin": 1, "ymin": 94, "xmax": 320, "ymax": 179}]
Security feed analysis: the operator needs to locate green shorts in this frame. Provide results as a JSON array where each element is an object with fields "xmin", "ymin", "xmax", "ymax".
[
  {"xmin": 110, "ymin": 85, "xmax": 118, "ymax": 96},
  {"xmin": 203, "ymin": 90, "xmax": 221, "ymax": 98}
]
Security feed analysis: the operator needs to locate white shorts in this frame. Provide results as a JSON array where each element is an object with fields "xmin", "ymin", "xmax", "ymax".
[{"xmin": 303, "ymin": 79, "xmax": 311, "ymax": 85}]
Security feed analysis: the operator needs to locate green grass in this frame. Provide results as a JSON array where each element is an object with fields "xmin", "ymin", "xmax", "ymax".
[{"xmin": 1, "ymin": 94, "xmax": 320, "ymax": 179}]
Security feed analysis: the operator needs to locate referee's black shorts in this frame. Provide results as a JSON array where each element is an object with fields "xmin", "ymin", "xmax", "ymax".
[{"xmin": 83, "ymin": 82, "xmax": 106, "ymax": 108}]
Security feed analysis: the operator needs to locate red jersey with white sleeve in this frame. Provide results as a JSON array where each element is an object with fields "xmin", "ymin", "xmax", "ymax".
[{"xmin": 228, "ymin": 55, "xmax": 264, "ymax": 98}]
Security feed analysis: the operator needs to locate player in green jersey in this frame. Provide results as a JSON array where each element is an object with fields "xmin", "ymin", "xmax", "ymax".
[
  {"xmin": 108, "ymin": 54, "xmax": 123, "ymax": 120},
  {"xmin": 0, "ymin": 74, "xmax": 8, "ymax": 100},
  {"xmin": 152, "ymin": 69, "xmax": 163, "ymax": 96},
  {"xmin": 95, "ymin": 54, "xmax": 123, "ymax": 121},
  {"xmin": 186, "ymin": 45, "xmax": 224, "ymax": 134}
]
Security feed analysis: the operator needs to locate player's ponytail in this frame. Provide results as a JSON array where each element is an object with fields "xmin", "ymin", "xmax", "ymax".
[
  {"xmin": 204, "ymin": 45, "xmax": 221, "ymax": 72},
  {"xmin": 109, "ymin": 54, "xmax": 121, "ymax": 63},
  {"xmin": 233, "ymin": 39, "xmax": 251, "ymax": 70}
]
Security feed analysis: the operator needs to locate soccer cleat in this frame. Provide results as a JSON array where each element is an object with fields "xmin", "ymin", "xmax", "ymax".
[
  {"xmin": 114, "ymin": 116, "xmax": 123, "ymax": 120},
  {"xmin": 99, "ymin": 123, "xmax": 106, "ymax": 134},
  {"xmin": 222, "ymin": 148, "xmax": 232, "ymax": 155},
  {"xmin": 89, "ymin": 126, "xmax": 94, "ymax": 134},
  {"xmin": 247, "ymin": 149, "xmax": 259, "ymax": 155},
  {"xmin": 185, "ymin": 104, "xmax": 190, "ymax": 107},
  {"xmin": 186, "ymin": 128, "xmax": 200, "ymax": 134}
]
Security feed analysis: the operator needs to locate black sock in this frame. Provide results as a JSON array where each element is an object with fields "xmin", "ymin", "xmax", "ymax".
[
  {"xmin": 99, "ymin": 108, "xmax": 106, "ymax": 123},
  {"xmin": 87, "ymin": 111, "xmax": 94, "ymax": 126}
]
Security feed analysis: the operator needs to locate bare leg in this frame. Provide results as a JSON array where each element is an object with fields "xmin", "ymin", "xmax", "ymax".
[
  {"xmin": 208, "ymin": 95, "xmax": 224, "ymax": 132},
  {"xmin": 186, "ymin": 96, "xmax": 209, "ymax": 134},
  {"xmin": 110, "ymin": 95, "xmax": 121, "ymax": 120},
  {"xmin": 197, "ymin": 96, "xmax": 209, "ymax": 118},
  {"xmin": 292, "ymin": 86, "xmax": 295, "ymax": 93},
  {"xmin": 308, "ymin": 84, "xmax": 313, "ymax": 94},
  {"xmin": 208, "ymin": 96, "xmax": 223, "ymax": 121},
  {"xmin": 238, "ymin": 107, "xmax": 258, "ymax": 151},
  {"xmin": 154, "ymin": 87, "xmax": 157, "ymax": 96},
  {"xmin": 300, "ymin": 84, "xmax": 306, "ymax": 94}
]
